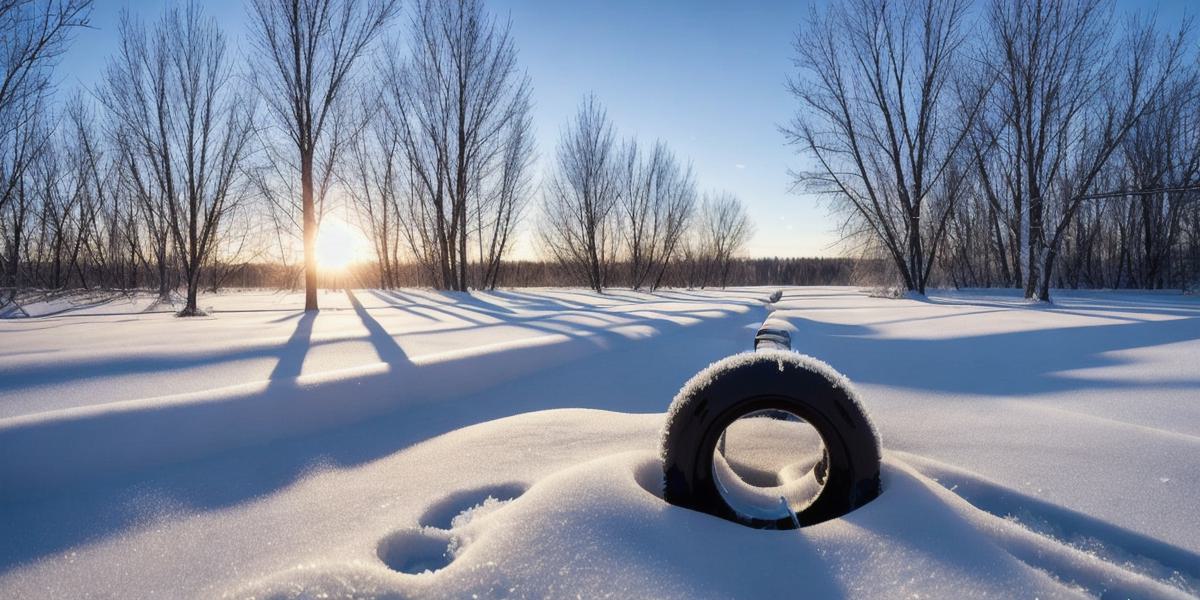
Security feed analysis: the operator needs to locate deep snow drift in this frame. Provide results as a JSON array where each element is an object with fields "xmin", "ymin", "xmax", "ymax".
[{"xmin": 1, "ymin": 287, "xmax": 1197, "ymax": 598}]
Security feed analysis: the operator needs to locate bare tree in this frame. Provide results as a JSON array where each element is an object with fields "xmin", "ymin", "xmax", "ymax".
[
  {"xmin": 101, "ymin": 3, "xmax": 255, "ymax": 315},
  {"xmin": 113, "ymin": 130, "xmax": 175, "ymax": 300},
  {"xmin": 619, "ymin": 140, "xmax": 697, "ymax": 290},
  {"xmin": 693, "ymin": 191, "xmax": 754, "ymax": 289},
  {"xmin": 64, "ymin": 98, "xmax": 118, "ymax": 290},
  {"xmin": 0, "ymin": 0, "xmax": 91, "ymax": 240},
  {"xmin": 342, "ymin": 103, "xmax": 396, "ymax": 288},
  {"xmin": 1114, "ymin": 76, "xmax": 1200, "ymax": 289},
  {"xmin": 247, "ymin": 0, "xmax": 399, "ymax": 310},
  {"xmin": 35, "ymin": 121, "xmax": 83, "ymax": 289},
  {"xmin": 540, "ymin": 95, "xmax": 622, "ymax": 292},
  {"xmin": 0, "ymin": 94, "xmax": 49, "ymax": 294},
  {"xmin": 475, "ymin": 107, "xmax": 535, "ymax": 290},
  {"xmin": 983, "ymin": 0, "xmax": 1190, "ymax": 300},
  {"xmin": 377, "ymin": 0, "xmax": 533, "ymax": 291},
  {"xmin": 785, "ymin": 0, "xmax": 985, "ymax": 295},
  {"xmin": 0, "ymin": 0, "xmax": 91, "ymax": 143}
]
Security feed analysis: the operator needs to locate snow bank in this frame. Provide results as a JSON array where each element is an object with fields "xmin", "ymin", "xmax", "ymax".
[
  {"xmin": 5, "ymin": 405, "xmax": 1192, "ymax": 598},
  {"xmin": 225, "ymin": 444, "xmax": 1187, "ymax": 599}
]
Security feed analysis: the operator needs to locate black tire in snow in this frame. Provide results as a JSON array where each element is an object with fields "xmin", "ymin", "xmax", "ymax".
[{"xmin": 661, "ymin": 351, "xmax": 881, "ymax": 529}]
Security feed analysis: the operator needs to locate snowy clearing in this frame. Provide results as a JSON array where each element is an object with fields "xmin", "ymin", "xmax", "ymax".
[{"xmin": 1, "ymin": 287, "xmax": 1198, "ymax": 598}]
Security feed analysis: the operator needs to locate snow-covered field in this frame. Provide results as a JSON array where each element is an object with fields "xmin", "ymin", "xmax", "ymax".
[{"xmin": 1, "ymin": 287, "xmax": 1198, "ymax": 598}]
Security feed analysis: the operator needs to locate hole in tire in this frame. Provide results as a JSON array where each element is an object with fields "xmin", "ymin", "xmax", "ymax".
[{"xmin": 712, "ymin": 409, "xmax": 827, "ymax": 526}]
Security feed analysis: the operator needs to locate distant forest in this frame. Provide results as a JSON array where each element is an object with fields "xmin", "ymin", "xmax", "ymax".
[{"xmin": 87, "ymin": 257, "xmax": 866, "ymax": 292}]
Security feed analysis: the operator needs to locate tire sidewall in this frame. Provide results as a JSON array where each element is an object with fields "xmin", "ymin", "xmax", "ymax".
[{"xmin": 663, "ymin": 355, "xmax": 880, "ymax": 528}]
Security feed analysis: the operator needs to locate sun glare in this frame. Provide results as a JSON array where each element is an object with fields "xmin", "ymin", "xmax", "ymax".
[{"xmin": 315, "ymin": 217, "xmax": 368, "ymax": 271}]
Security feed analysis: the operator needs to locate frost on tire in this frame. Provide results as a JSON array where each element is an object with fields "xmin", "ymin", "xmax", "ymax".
[{"xmin": 660, "ymin": 341, "xmax": 881, "ymax": 529}]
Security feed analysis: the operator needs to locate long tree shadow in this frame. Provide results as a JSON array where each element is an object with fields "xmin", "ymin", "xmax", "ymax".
[
  {"xmin": 784, "ymin": 312, "xmax": 1200, "ymax": 396},
  {"xmin": 267, "ymin": 312, "xmax": 316, "ymax": 382},
  {"xmin": 381, "ymin": 289, "xmax": 491, "ymax": 325},
  {"xmin": 0, "ymin": 312, "xmax": 329, "ymax": 399},
  {"xmin": 0, "ymin": 289, "xmax": 757, "ymax": 414},
  {"xmin": 366, "ymin": 290, "xmax": 438, "ymax": 322},
  {"xmin": 347, "ymin": 290, "xmax": 409, "ymax": 366},
  {"xmin": 0, "ymin": 298, "xmax": 759, "ymax": 573},
  {"xmin": 488, "ymin": 290, "xmax": 590, "ymax": 311},
  {"xmin": 446, "ymin": 291, "xmax": 517, "ymax": 315},
  {"xmin": 370, "ymin": 287, "xmax": 741, "ymax": 343},
  {"xmin": 923, "ymin": 290, "xmax": 1200, "ymax": 320}
]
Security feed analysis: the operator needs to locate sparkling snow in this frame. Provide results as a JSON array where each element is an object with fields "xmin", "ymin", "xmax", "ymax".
[{"xmin": 1, "ymin": 287, "xmax": 1197, "ymax": 598}]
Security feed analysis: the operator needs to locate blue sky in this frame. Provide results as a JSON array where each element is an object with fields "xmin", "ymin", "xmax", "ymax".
[{"xmin": 57, "ymin": 0, "xmax": 1193, "ymax": 259}]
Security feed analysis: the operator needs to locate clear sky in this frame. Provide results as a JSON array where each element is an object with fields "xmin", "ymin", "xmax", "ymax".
[{"xmin": 56, "ymin": 0, "xmax": 1194, "ymax": 259}]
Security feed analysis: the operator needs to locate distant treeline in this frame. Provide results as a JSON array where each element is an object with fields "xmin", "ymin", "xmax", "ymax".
[
  {"xmin": 267, "ymin": 256, "xmax": 867, "ymax": 290},
  {"xmin": 462, "ymin": 257, "xmax": 864, "ymax": 289},
  {"xmin": 0, "ymin": 256, "xmax": 866, "ymax": 295}
]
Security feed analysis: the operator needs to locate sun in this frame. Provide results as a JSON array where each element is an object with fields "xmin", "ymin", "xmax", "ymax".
[{"xmin": 315, "ymin": 216, "xmax": 368, "ymax": 271}]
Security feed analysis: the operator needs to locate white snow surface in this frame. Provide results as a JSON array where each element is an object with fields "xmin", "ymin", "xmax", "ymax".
[{"xmin": 1, "ymin": 286, "xmax": 1198, "ymax": 598}]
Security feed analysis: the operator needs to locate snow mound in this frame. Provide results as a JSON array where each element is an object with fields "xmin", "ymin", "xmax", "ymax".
[{"xmin": 228, "ymin": 445, "xmax": 1188, "ymax": 599}]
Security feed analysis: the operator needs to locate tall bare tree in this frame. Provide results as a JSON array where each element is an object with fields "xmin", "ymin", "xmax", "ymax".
[
  {"xmin": 113, "ymin": 129, "xmax": 175, "ymax": 300},
  {"xmin": 64, "ymin": 98, "xmax": 117, "ymax": 290},
  {"xmin": 248, "ymin": 0, "xmax": 400, "ymax": 310},
  {"xmin": 378, "ymin": 0, "xmax": 533, "ymax": 291},
  {"xmin": 101, "ymin": 3, "xmax": 255, "ymax": 315},
  {"xmin": 983, "ymin": 0, "xmax": 1190, "ymax": 300},
  {"xmin": 35, "ymin": 119, "xmax": 84, "ymax": 289},
  {"xmin": 619, "ymin": 140, "xmax": 697, "ymax": 290},
  {"xmin": 540, "ymin": 96, "xmax": 622, "ymax": 292},
  {"xmin": 0, "ymin": 0, "xmax": 90, "ymax": 135},
  {"xmin": 0, "ymin": 0, "xmax": 91, "ymax": 221},
  {"xmin": 692, "ymin": 191, "xmax": 754, "ymax": 289},
  {"xmin": 1114, "ymin": 77, "xmax": 1200, "ymax": 289},
  {"xmin": 475, "ymin": 107, "xmax": 535, "ymax": 290},
  {"xmin": 0, "ymin": 94, "xmax": 49, "ymax": 293},
  {"xmin": 785, "ymin": 0, "xmax": 985, "ymax": 295},
  {"xmin": 343, "ymin": 103, "xmax": 403, "ymax": 288}
]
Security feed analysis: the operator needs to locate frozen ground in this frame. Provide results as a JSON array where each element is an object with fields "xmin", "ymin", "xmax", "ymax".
[{"xmin": 0, "ymin": 287, "xmax": 1197, "ymax": 598}]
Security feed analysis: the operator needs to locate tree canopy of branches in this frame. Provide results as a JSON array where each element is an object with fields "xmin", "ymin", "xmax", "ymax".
[
  {"xmin": 373, "ymin": 0, "xmax": 534, "ymax": 291},
  {"xmin": 540, "ymin": 96, "xmax": 622, "ymax": 292},
  {"xmin": 0, "ymin": 0, "xmax": 91, "ymax": 296},
  {"xmin": 619, "ymin": 140, "xmax": 697, "ymax": 290},
  {"xmin": 9, "ymin": 0, "xmax": 1200, "ymax": 302},
  {"xmin": 975, "ymin": 0, "xmax": 1190, "ymax": 300},
  {"xmin": 0, "ymin": 0, "xmax": 91, "ymax": 144},
  {"xmin": 789, "ymin": 0, "xmax": 1200, "ymax": 299},
  {"xmin": 101, "ymin": 3, "xmax": 255, "ymax": 316},
  {"xmin": 786, "ymin": 0, "xmax": 984, "ymax": 295},
  {"xmin": 247, "ymin": 0, "xmax": 400, "ymax": 310},
  {"xmin": 681, "ymin": 191, "xmax": 754, "ymax": 289}
]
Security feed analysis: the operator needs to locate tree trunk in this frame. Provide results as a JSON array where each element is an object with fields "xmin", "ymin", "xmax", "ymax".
[
  {"xmin": 185, "ymin": 275, "xmax": 199, "ymax": 315},
  {"xmin": 157, "ymin": 241, "xmax": 170, "ymax": 301},
  {"xmin": 1036, "ymin": 249, "xmax": 1055, "ymax": 302},
  {"xmin": 302, "ymin": 149, "xmax": 319, "ymax": 311},
  {"xmin": 1025, "ymin": 194, "xmax": 1043, "ymax": 299}
]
